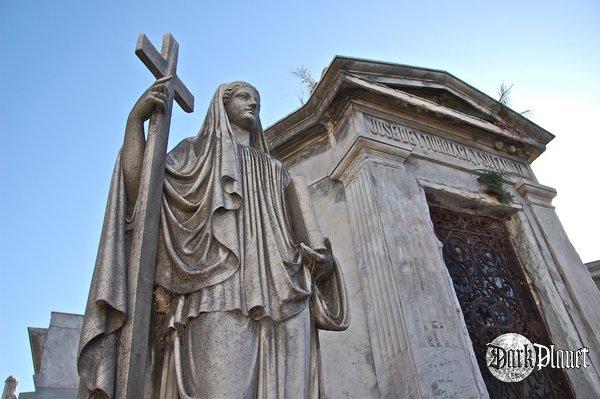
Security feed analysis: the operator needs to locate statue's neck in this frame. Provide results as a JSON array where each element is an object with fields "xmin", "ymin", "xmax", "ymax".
[{"xmin": 231, "ymin": 124, "xmax": 251, "ymax": 147}]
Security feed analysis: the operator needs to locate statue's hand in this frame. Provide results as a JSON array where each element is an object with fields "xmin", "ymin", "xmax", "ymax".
[
  {"xmin": 300, "ymin": 237, "xmax": 335, "ymax": 284},
  {"xmin": 128, "ymin": 76, "xmax": 172, "ymax": 123}
]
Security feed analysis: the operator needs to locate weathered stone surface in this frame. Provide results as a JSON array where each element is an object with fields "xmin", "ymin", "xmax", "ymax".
[
  {"xmin": 308, "ymin": 177, "xmax": 379, "ymax": 398},
  {"xmin": 506, "ymin": 207, "xmax": 600, "ymax": 398},
  {"xmin": 3, "ymin": 376, "xmax": 18, "ymax": 399},
  {"xmin": 24, "ymin": 55, "xmax": 600, "ymax": 398},
  {"xmin": 78, "ymin": 35, "xmax": 350, "ymax": 399},
  {"xmin": 327, "ymin": 133, "xmax": 487, "ymax": 398},
  {"xmin": 20, "ymin": 312, "xmax": 82, "ymax": 399},
  {"xmin": 586, "ymin": 260, "xmax": 600, "ymax": 290},
  {"xmin": 266, "ymin": 56, "xmax": 600, "ymax": 397}
]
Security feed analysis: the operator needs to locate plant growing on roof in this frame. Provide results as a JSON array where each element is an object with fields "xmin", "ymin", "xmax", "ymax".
[
  {"xmin": 292, "ymin": 66, "xmax": 318, "ymax": 105},
  {"xmin": 475, "ymin": 169, "xmax": 515, "ymax": 204}
]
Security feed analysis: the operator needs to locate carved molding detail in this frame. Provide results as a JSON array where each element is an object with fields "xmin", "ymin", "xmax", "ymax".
[
  {"xmin": 344, "ymin": 162, "xmax": 408, "ymax": 364},
  {"xmin": 330, "ymin": 136, "xmax": 412, "ymax": 186},
  {"xmin": 364, "ymin": 113, "xmax": 532, "ymax": 178},
  {"xmin": 329, "ymin": 133, "xmax": 488, "ymax": 397},
  {"xmin": 328, "ymin": 135, "xmax": 415, "ymax": 388},
  {"xmin": 514, "ymin": 179, "xmax": 557, "ymax": 208}
]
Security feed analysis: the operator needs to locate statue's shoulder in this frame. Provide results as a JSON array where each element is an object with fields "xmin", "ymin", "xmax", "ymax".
[
  {"xmin": 265, "ymin": 152, "xmax": 290, "ymax": 184},
  {"xmin": 255, "ymin": 148, "xmax": 283, "ymax": 168},
  {"xmin": 263, "ymin": 150, "xmax": 288, "ymax": 172},
  {"xmin": 166, "ymin": 137, "xmax": 197, "ymax": 165}
]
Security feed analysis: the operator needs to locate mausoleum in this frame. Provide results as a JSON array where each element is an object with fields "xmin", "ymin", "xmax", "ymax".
[{"xmin": 263, "ymin": 56, "xmax": 600, "ymax": 398}]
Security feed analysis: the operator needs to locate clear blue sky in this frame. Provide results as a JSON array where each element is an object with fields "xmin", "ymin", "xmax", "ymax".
[{"xmin": 1, "ymin": 0, "xmax": 599, "ymax": 393}]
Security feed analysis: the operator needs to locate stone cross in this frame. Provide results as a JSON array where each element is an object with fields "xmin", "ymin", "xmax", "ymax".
[
  {"xmin": 118, "ymin": 33, "xmax": 194, "ymax": 397},
  {"xmin": 135, "ymin": 34, "xmax": 194, "ymax": 112}
]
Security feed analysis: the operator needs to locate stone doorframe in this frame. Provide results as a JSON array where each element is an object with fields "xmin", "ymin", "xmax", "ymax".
[{"xmin": 419, "ymin": 177, "xmax": 600, "ymax": 398}]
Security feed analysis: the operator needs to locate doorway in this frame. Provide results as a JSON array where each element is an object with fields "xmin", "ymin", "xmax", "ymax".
[{"xmin": 429, "ymin": 207, "xmax": 573, "ymax": 398}]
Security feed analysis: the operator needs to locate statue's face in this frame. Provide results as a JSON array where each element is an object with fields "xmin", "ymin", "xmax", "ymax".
[{"xmin": 225, "ymin": 86, "xmax": 260, "ymax": 131}]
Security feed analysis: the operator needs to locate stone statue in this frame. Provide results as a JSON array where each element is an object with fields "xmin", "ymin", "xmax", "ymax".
[
  {"xmin": 77, "ymin": 59, "xmax": 350, "ymax": 397},
  {"xmin": 2, "ymin": 376, "xmax": 18, "ymax": 399}
]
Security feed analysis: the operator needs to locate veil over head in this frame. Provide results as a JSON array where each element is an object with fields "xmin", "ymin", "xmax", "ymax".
[{"xmin": 154, "ymin": 81, "xmax": 269, "ymax": 294}]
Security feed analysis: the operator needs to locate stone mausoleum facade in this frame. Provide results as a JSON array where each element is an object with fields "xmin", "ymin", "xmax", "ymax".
[
  {"xmin": 264, "ymin": 57, "xmax": 600, "ymax": 398},
  {"xmin": 15, "ymin": 57, "xmax": 600, "ymax": 398}
]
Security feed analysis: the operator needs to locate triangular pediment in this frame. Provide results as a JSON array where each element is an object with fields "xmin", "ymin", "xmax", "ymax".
[
  {"xmin": 266, "ymin": 56, "xmax": 554, "ymax": 162},
  {"xmin": 386, "ymin": 86, "xmax": 496, "ymax": 123}
]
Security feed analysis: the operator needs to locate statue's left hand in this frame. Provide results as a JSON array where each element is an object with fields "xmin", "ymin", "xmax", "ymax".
[{"xmin": 300, "ymin": 237, "xmax": 335, "ymax": 284}]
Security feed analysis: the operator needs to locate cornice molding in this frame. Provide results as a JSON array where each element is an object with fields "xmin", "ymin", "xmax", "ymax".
[
  {"xmin": 266, "ymin": 58, "xmax": 551, "ymax": 162},
  {"xmin": 515, "ymin": 179, "xmax": 557, "ymax": 208},
  {"xmin": 329, "ymin": 136, "xmax": 412, "ymax": 186}
]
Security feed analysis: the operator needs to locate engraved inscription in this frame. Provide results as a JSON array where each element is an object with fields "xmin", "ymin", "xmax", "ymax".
[{"xmin": 365, "ymin": 114, "xmax": 530, "ymax": 178}]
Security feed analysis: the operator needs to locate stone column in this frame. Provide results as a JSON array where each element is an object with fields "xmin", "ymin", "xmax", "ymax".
[
  {"xmin": 331, "ymin": 136, "xmax": 488, "ymax": 398},
  {"xmin": 515, "ymin": 180, "xmax": 600, "ymax": 366}
]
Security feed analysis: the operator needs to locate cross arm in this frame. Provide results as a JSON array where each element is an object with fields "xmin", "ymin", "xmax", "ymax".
[{"xmin": 135, "ymin": 34, "xmax": 194, "ymax": 113}]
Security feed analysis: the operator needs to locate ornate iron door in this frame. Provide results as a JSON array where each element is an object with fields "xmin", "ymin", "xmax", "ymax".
[{"xmin": 429, "ymin": 207, "xmax": 573, "ymax": 399}]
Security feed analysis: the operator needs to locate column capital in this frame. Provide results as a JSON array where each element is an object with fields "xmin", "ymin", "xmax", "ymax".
[
  {"xmin": 329, "ymin": 136, "xmax": 412, "ymax": 185},
  {"xmin": 514, "ymin": 179, "xmax": 557, "ymax": 208}
]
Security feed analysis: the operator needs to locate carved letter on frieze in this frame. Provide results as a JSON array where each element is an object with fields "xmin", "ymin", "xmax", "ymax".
[{"xmin": 364, "ymin": 114, "xmax": 531, "ymax": 178}]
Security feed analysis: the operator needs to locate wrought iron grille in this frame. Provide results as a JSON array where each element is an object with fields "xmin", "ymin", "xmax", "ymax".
[{"xmin": 429, "ymin": 207, "xmax": 573, "ymax": 399}]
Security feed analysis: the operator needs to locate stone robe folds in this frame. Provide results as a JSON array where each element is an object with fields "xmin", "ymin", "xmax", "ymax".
[{"xmin": 78, "ymin": 84, "xmax": 350, "ymax": 399}]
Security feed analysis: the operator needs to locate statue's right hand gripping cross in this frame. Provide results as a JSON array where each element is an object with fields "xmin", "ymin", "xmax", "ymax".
[{"xmin": 135, "ymin": 33, "xmax": 194, "ymax": 114}]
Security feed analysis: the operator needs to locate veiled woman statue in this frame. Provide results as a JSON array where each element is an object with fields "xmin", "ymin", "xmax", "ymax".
[{"xmin": 77, "ymin": 79, "xmax": 350, "ymax": 398}]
